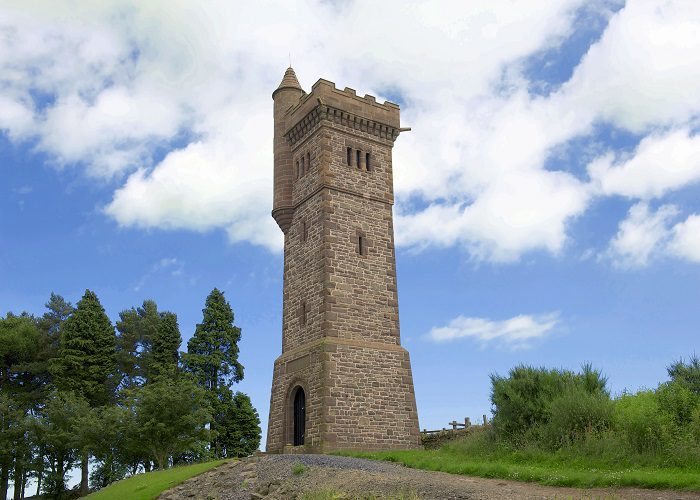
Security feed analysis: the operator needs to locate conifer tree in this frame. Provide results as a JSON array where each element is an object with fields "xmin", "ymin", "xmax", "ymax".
[
  {"xmin": 115, "ymin": 300, "xmax": 160, "ymax": 389},
  {"xmin": 149, "ymin": 312, "xmax": 181, "ymax": 380},
  {"xmin": 183, "ymin": 289, "xmax": 244, "ymax": 391},
  {"xmin": 50, "ymin": 289, "xmax": 117, "ymax": 495},
  {"xmin": 38, "ymin": 293, "xmax": 74, "ymax": 351},
  {"xmin": 216, "ymin": 391, "xmax": 261, "ymax": 458},
  {"xmin": 183, "ymin": 289, "xmax": 247, "ymax": 456}
]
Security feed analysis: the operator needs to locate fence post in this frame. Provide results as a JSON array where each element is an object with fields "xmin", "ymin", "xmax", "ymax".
[
  {"xmin": 465, "ymin": 417, "xmax": 470, "ymax": 428},
  {"xmin": 483, "ymin": 414, "xmax": 487, "ymax": 426}
]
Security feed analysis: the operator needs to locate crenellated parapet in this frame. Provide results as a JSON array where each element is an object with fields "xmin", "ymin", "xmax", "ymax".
[{"xmin": 283, "ymin": 79, "xmax": 401, "ymax": 148}]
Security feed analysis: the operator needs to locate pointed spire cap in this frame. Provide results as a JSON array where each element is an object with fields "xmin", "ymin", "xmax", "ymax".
[{"xmin": 273, "ymin": 66, "xmax": 302, "ymax": 97}]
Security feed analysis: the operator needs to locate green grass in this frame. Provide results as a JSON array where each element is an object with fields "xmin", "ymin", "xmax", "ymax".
[
  {"xmin": 337, "ymin": 432, "xmax": 700, "ymax": 491},
  {"xmin": 292, "ymin": 461, "xmax": 307, "ymax": 475},
  {"xmin": 86, "ymin": 459, "xmax": 230, "ymax": 500}
]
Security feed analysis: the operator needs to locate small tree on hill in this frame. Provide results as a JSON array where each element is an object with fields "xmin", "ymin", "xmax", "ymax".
[
  {"xmin": 130, "ymin": 377, "xmax": 211, "ymax": 469},
  {"xmin": 216, "ymin": 391, "xmax": 261, "ymax": 458}
]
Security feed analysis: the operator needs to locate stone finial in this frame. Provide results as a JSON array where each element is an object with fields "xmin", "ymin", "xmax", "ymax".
[{"xmin": 274, "ymin": 66, "xmax": 302, "ymax": 96}]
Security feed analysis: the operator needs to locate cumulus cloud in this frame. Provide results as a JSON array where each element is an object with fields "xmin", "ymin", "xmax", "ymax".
[
  {"xmin": 560, "ymin": 0, "xmax": 700, "ymax": 132},
  {"xmin": 429, "ymin": 313, "xmax": 559, "ymax": 348},
  {"xmin": 605, "ymin": 202, "xmax": 679, "ymax": 268},
  {"xmin": 669, "ymin": 214, "xmax": 700, "ymax": 263},
  {"xmin": 1, "ymin": 0, "xmax": 700, "ymax": 261},
  {"xmin": 588, "ymin": 129, "xmax": 700, "ymax": 199}
]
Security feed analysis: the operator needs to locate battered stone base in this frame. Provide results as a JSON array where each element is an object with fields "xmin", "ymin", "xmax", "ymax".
[{"xmin": 266, "ymin": 338, "xmax": 421, "ymax": 453}]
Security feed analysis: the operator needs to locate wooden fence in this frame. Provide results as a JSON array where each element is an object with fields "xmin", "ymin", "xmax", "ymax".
[{"xmin": 420, "ymin": 415, "xmax": 490, "ymax": 435}]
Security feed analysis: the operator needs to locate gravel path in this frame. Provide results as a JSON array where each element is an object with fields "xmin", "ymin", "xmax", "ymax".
[{"xmin": 158, "ymin": 454, "xmax": 700, "ymax": 500}]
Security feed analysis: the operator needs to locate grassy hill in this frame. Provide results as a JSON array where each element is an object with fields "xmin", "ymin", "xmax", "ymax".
[{"xmin": 86, "ymin": 460, "xmax": 230, "ymax": 500}]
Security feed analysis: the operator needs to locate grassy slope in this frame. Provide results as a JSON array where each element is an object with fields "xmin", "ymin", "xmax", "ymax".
[
  {"xmin": 86, "ymin": 459, "xmax": 230, "ymax": 500},
  {"xmin": 338, "ymin": 444, "xmax": 700, "ymax": 491}
]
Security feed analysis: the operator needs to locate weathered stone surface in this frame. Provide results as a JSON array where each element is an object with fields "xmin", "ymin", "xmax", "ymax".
[{"xmin": 267, "ymin": 69, "xmax": 420, "ymax": 453}]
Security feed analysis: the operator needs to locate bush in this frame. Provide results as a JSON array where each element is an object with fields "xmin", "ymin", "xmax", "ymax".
[
  {"xmin": 544, "ymin": 388, "xmax": 613, "ymax": 448},
  {"xmin": 656, "ymin": 381, "xmax": 699, "ymax": 428},
  {"xmin": 490, "ymin": 364, "xmax": 608, "ymax": 443},
  {"xmin": 614, "ymin": 390, "xmax": 671, "ymax": 453}
]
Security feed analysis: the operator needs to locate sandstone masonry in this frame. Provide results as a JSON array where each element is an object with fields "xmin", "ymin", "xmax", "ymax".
[{"xmin": 266, "ymin": 68, "xmax": 421, "ymax": 452}]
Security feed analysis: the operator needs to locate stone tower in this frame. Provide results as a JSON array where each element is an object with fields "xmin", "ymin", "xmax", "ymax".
[{"xmin": 266, "ymin": 67, "xmax": 421, "ymax": 452}]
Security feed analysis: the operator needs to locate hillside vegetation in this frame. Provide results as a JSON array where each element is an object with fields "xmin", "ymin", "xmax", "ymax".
[
  {"xmin": 85, "ymin": 459, "xmax": 229, "ymax": 500},
  {"xmin": 344, "ymin": 357, "xmax": 700, "ymax": 490}
]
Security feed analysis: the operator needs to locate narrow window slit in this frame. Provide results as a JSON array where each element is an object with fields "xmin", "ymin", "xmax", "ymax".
[
  {"xmin": 366, "ymin": 152, "xmax": 371, "ymax": 171},
  {"xmin": 307, "ymin": 152, "xmax": 311, "ymax": 172},
  {"xmin": 356, "ymin": 150, "xmax": 361, "ymax": 170},
  {"xmin": 347, "ymin": 147, "xmax": 352, "ymax": 166},
  {"xmin": 301, "ymin": 301, "xmax": 307, "ymax": 325}
]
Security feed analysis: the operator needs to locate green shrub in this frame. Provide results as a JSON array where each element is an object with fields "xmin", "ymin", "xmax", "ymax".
[
  {"xmin": 614, "ymin": 390, "xmax": 671, "ymax": 453},
  {"xmin": 656, "ymin": 381, "xmax": 699, "ymax": 428},
  {"xmin": 292, "ymin": 462, "xmax": 306, "ymax": 475},
  {"xmin": 490, "ymin": 364, "xmax": 608, "ymax": 443},
  {"xmin": 692, "ymin": 406, "xmax": 700, "ymax": 441},
  {"xmin": 544, "ymin": 388, "xmax": 613, "ymax": 448}
]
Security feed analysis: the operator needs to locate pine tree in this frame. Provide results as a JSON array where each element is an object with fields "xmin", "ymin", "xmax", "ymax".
[
  {"xmin": 183, "ymin": 289, "xmax": 245, "ymax": 457},
  {"xmin": 50, "ymin": 289, "xmax": 116, "ymax": 495},
  {"xmin": 115, "ymin": 300, "xmax": 160, "ymax": 389},
  {"xmin": 150, "ymin": 312, "xmax": 181, "ymax": 380},
  {"xmin": 51, "ymin": 290, "xmax": 117, "ymax": 406},
  {"xmin": 38, "ymin": 293, "xmax": 74, "ymax": 351},
  {"xmin": 184, "ymin": 289, "xmax": 244, "ymax": 391}
]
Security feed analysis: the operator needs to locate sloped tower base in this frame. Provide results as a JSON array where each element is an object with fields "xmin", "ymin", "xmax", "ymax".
[{"xmin": 266, "ymin": 338, "xmax": 421, "ymax": 452}]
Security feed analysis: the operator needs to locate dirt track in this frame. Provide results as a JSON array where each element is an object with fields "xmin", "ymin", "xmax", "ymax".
[{"xmin": 158, "ymin": 454, "xmax": 700, "ymax": 500}]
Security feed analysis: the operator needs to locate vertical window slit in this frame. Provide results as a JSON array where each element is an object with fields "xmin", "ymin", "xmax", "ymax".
[
  {"xmin": 296, "ymin": 160, "xmax": 300, "ymax": 179},
  {"xmin": 307, "ymin": 152, "xmax": 311, "ymax": 172},
  {"xmin": 366, "ymin": 152, "xmax": 371, "ymax": 171},
  {"xmin": 302, "ymin": 221, "xmax": 308, "ymax": 242},
  {"xmin": 300, "ymin": 156, "xmax": 305, "ymax": 176},
  {"xmin": 347, "ymin": 147, "xmax": 352, "ymax": 166},
  {"xmin": 356, "ymin": 150, "xmax": 361, "ymax": 170},
  {"xmin": 358, "ymin": 235, "xmax": 365, "ymax": 256},
  {"xmin": 301, "ymin": 301, "xmax": 307, "ymax": 325}
]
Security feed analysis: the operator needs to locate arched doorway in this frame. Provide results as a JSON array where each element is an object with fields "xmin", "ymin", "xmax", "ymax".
[{"xmin": 293, "ymin": 387, "xmax": 305, "ymax": 446}]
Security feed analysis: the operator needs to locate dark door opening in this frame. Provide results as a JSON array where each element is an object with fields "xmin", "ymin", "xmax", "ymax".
[{"xmin": 293, "ymin": 387, "xmax": 306, "ymax": 446}]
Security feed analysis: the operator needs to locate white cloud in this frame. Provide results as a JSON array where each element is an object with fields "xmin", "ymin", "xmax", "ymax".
[
  {"xmin": 560, "ymin": 0, "xmax": 700, "ymax": 132},
  {"xmin": 669, "ymin": 214, "xmax": 700, "ymax": 263},
  {"xmin": 588, "ymin": 128, "xmax": 700, "ymax": 199},
  {"xmin": 396, "ymin": 168, "xmax": 591, "ymax": 262},
  {"xmin": 1, "ymin": 0, "xmax": 700, "ymax": 262},
  {"xmin": 429, "ymin": 313, "xmax": 559, "ymax": 348},
  {"xmin": 605, "ymin": 202, "xmax": 679, "ymax": 268}
]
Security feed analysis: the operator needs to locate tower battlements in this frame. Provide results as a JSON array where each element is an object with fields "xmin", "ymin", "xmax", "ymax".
[{"xmin": 285, "ymin": 78, "xmax": 400, "ymax": 137}]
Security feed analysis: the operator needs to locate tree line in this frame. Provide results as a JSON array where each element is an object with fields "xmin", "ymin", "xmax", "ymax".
[{"xmin": 0, "ymin": 288, "xmax": 261, "ymax": 499}]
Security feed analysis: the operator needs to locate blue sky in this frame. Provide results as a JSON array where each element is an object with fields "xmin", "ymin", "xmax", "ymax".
[{"xmin": 1, "ymin": 0, "xmax": 700, "ymax": 445}]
